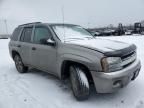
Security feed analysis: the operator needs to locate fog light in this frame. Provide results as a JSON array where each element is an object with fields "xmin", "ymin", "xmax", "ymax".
[
  {"xmin": 131, "ymin": 69, "xmax": 140, "ymax": 80},
  {"xmin": 113, "ymin": 80, "xmax": 122, "ymax": 88}
]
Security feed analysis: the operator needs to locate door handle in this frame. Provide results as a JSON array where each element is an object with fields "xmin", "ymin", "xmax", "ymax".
[
  {"xmin": 17, "ymin": 45, "xmax": 21, "ymax": 48},
  {"xmin": 32, "ymin": 47, "xmax": 36, "ymax": 50}
]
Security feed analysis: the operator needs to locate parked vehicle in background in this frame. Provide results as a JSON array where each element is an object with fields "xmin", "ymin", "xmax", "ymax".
[
  {"xmin": 9, "ymin": 22, "xmax": 141, "ymax": 100},
  {"xmin": 133, "ymin": 22, "xmax": 144, "ymax": 34},
  {"xmin": 90, "ymin": 31, "xmax": 102, "ymax": 36},
  {"xmin": 125, "ymin": 30, "xmax": 133, "ymax": 35},
  {"xmin": 141, "ymin": 31, "xmax": 144, "ymax": 35},
  {"xmin": 90, "ymin": 29, "xmax": 117, "ymax": 36},
  {"xmin": 113, "ymin": 23, "xmax": 125, "ymax": 36},
  {"xmin": 102, "ymin": 29, "xmax": 116, "ymax": 36}
]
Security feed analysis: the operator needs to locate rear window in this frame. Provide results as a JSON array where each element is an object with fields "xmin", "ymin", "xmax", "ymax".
[{"xmin": 11, "ymin": 27, "xmax": 22, "ymax": 41}]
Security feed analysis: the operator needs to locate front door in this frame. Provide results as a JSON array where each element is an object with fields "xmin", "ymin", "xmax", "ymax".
[{"xmin": 31, "ymin": 26, "xmax": 57, "ymax": 74}]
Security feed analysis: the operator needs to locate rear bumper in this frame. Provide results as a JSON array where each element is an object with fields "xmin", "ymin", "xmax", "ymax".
[{"xmin": 91, "ymin": 59, "xmax": 141, "ymax": 93}]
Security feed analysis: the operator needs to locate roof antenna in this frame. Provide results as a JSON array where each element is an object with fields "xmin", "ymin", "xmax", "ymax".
[{"xmin": 61, "ymin": 5, "xmax": 65, "ymax": 43}]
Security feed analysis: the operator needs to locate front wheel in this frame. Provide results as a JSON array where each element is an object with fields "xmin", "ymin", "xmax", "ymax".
[
  {"xmin": 14, "ymin": 54, "xmax": 28, "ymax": 73},
  {"xmin": 70, "ymin": 65, "xmax": 90, "ymax": 101}
]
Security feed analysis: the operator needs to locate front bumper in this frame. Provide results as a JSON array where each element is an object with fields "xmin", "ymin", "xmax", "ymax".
[{"xmin": 91, "ymin": 59, "xmax": 141, "ymax": 93}]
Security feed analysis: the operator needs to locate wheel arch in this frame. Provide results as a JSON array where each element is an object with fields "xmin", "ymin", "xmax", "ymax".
[
  {"xmin": 60, "ymin": 60, "xmax": 94, "ymax": 84},
  {"xmin": 11, "ymin": 50, "xmax": 20, "ymax": 60}
]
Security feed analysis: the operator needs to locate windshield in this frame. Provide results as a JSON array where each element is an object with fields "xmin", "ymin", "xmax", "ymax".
[{"xmin": 51, "ymin": 25, "xmax": 93, "ymax": 42}]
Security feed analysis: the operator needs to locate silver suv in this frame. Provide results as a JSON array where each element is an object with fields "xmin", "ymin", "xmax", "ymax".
[{"xmin": 9, "ymin": 22, "xmax": 141, "ymax": 100}]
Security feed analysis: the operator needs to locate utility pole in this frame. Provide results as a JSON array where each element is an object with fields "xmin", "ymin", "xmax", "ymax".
[
  {"xmin": 61, "ymin": 5, "xmax": 65, "ymax": 42},
  {"xmin": 4, "ymin": 19, "xmax": 8, "ymax": 34}
]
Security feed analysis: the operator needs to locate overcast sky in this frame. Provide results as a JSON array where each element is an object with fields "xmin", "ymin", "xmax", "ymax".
[{"xmin": 0, "ymin": 0, "xmax": 144, "ymax": 34}]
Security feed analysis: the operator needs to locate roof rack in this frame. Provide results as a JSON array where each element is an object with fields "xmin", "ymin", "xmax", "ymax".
[{"xmin": 19, "ymin": 22, "xmax": 41, "ymax": 27}]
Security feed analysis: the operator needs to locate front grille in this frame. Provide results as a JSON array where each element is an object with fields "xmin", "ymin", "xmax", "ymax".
[{"xmin": 121, "ymin": 51, "xmax": 136, "ymax": 68}]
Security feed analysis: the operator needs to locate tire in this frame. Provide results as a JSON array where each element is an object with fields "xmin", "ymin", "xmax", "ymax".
[
  {"xmin": 14, "ymin": 54, "xmax": 28, "ymax": 73},
  {"xmin": 70, "ymin": 65, "xmax": 90, "ymax": 101}
]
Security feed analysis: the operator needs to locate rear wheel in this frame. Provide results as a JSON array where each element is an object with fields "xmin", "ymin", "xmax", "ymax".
[
  {"xmin": 14, "ymin": 54, "xmax": 28, "ymax": 73},
  {"xmin": 70, "ymin": 65, "xmax": 90, "ymax": 101}
]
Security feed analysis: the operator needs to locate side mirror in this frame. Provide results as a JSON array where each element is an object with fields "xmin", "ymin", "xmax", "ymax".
[
  {"xmin": 47, "ymin": 39, "xmax": 56, "ymax": 46},
  {"xmin": 40, "ymin": 38, "xmax": 56, "ymax": 46}
]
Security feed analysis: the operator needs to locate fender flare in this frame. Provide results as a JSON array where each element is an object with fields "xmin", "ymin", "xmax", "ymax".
[{"xmin": 57, "ymin": 53, "xmax": 94, "ymax": 79}]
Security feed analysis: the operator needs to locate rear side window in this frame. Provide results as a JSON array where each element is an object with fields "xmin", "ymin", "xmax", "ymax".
[
  {"xmin": 20, "ymin": 27, "xmax": 33, "ymax": 43},
  {"xmin": 11, "ymin": 27, "xmax": 22, "ymax": 41}
]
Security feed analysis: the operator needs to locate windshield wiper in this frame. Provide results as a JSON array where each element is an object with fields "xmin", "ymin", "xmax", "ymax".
[
  {"xmin": 66, "ymin": 38, "xmax": 84, "ymax": 40},
  {"xmin": 84, "ymin": 37, "xmax": 95, "ymax": 39}
]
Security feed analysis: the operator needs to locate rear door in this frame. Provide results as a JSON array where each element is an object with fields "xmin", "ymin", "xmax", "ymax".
[
  {"xmin": 9, "ymin": 27, "xmax": 23, "ymax": 56},
  {"xmin": 31, "ymin": 25, "xmax": 57, "ymax": 74},
  {"xmin": 19, "ymin": 26, "xmax": 33, "ymax": 65}
]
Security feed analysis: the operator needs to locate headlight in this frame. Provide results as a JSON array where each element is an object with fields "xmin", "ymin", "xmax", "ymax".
[{"xmin": 101, "ymin": 57, "xmax": 122, "ymax": 72}]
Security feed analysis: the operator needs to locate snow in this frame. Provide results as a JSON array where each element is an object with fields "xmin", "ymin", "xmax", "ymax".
[
  {"xmin": 67, "ymin": 38, "xmax": 130, "ymax": 52},
  {"xmin": 0, "ymin": 35, "xmax": 144, "ymax": 108},
  {"xmin": 52, "ymin": 25, "xmax": 92, "ymax": 42},
  {"xmin": 79, "ymin": 69, "xmax": 89, "ymax": 89}
]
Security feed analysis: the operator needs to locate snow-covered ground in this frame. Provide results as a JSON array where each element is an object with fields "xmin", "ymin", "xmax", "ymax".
[{"xmin": 0, "ymin": 35, "xmax": 144, "ymax": 108}]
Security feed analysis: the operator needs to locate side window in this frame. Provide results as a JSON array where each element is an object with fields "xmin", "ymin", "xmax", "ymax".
[
  {"xmin": 20, "ymin": 27, "xmax": 33, "ymax": 42},
  {"xmin": 11, "ymin": 27, "xmax": 22, "ymax": 41},
  {"xmin": 33, "ymin": 27, "xmax": 52, "ymax": 44}
]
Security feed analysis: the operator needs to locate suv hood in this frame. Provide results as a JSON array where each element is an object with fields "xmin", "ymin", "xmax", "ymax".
[{"xmin": 66, "ymin": 38, "xmax": 136, "ymax": 56}]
